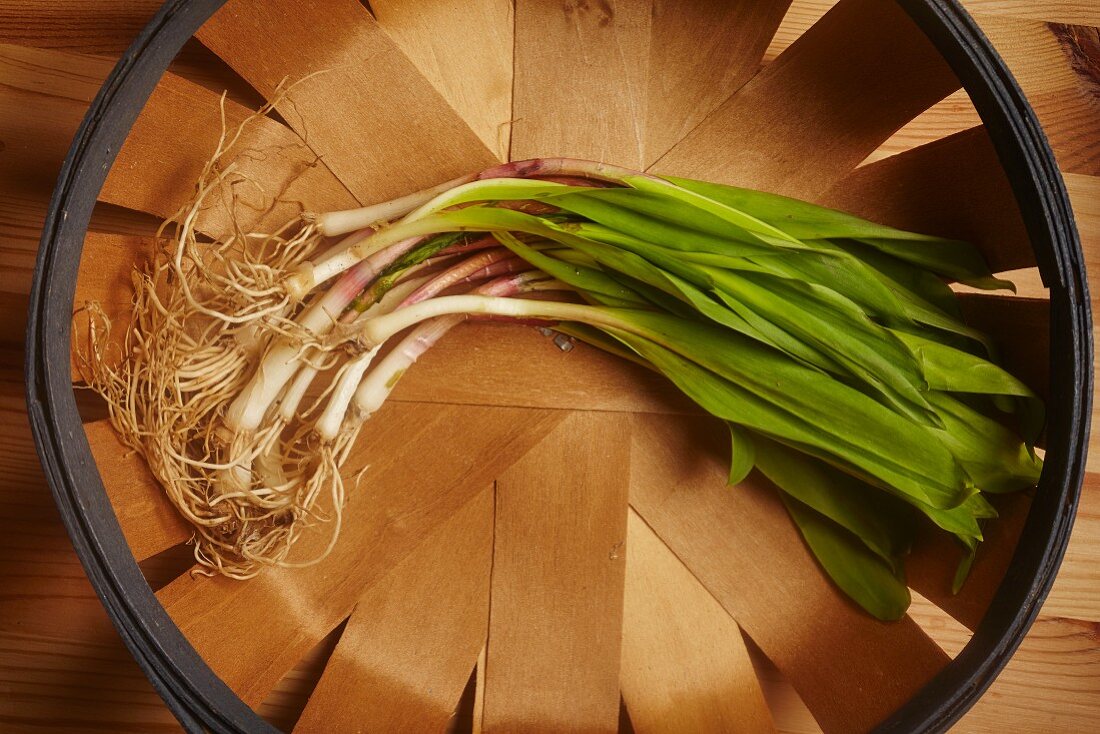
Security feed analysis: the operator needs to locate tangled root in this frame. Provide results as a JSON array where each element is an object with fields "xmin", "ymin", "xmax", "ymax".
[{"xmin": 76, "ymin": 88, "xmax": 360, "ymax": 578}]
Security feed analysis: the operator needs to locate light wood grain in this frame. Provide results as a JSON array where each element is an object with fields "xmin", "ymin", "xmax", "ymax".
[
  {"xmin": 0, "ymin": 43, "xmax": 108, "ymax": 193},
  {"xmin": 0, "ymin": 0, "xmax": 159, "ymax": 54},
  {"xmin": 762, "ymin": 0, "xmax": 836, "ymax": 63},
  {"xmin": 961, "ymin": 0, "xmax": 1100, "ymax": 25},
  {"xmin": 482, "ymin": 411, "xmax": 630, "ymax": 733},
  {"xmin": 196, "ymin": 0, "xmax": 499, "ymax": 205},
  {"xmin": 1066, "ymin": 173, "xmax": 1100, "ymax": 273},
  {"xmin": 0, "ymin": 630, "xmax": 182, "ymax": 733},
  {"xmin": 654, "ymin": 0, "xmax": 961, "ymax": 200},
  {"xmin": 644, "ymin": 0, "xmax": 792, "ymax": 166},
  {"xmin": 620, "ymin": 508, "xmax": 776, "ymax": 734},
  {"xmin": 295, "ymin": 486, "xmax": 494, "ymax": 733},
  {"xmin": 3, "ymin": 178, "xmax": 169, "ymax": 352},
  {"xmin": 511, "ymin": 0, "xmax": 651, "ymax": 168},
  {"xmin": 629, "ymin": 413, "xmax": 950, "ymax": 734},
  {"xmin": 0, "ymin": 379, "xmax": 125, "ymax": 645},
  {"xmin": 4, "ymin": 2, "xmax": 1100, "ymax": 733},
  {"xmin": 821, "ymin": 126, "xmax": 1035, "ymax": 273},
  {"xmin": 1043, "ymin": 474, "xmax": 1100, "ymax": 622},
  {"xmin": 157, "ymin": 403, "xmax": 562, "ymax": 706},
  {"xmin": 942, "ymin": 614, "xmax": 1100, "ymax": 733},
  {"xmin": 371, "ymin": 0, "xmax": 514, "ymax": 161},
  {"xmin": 974, "ymin": 15, "xmax": 1100, "ymax": 177},
  {"xmin": 1063, "ymin": 173, "xmax": 1100, "ymax": 470},
  {"xmin": 0, "ymin": 43, "xmax": 355, "ymax": 239}
]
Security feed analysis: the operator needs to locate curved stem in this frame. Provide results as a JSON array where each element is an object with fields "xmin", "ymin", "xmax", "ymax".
[
  {"xmin": 349, "ymin": 274, "xmax": 556, "ymax": 421},
  {"xmin": 308, "ymin": 157, "xmax": 653, "ymax": 237},
  {"xmin": 309, "ymin": 172, "xmax": 477, "ymax": 235},
  {"xmin": 359, "ymin": 295, "xmax": 634, "ymax": 350}
]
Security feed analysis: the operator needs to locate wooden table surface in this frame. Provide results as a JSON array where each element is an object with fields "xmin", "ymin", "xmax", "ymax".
[{"xmin": 1, "ymin": 1, "xmax": 1099, "ymax": 732}]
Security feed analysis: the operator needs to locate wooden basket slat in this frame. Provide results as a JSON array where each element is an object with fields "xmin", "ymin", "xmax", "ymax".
[
  {"xmin": 294, "ymin": 487, "xmax": 494, "ymax": 733},
  {"xmin": 482, "ymin": 411, "xmax": 630, "ymax": 733},
  {"xmin": 83, "ymin": 419, "xmax": 192, "ymax": 562},
  {"xmin": 906, "ymin": 492, "xmax": 1032, "ymax": 631},
  {"xmin": 196, "ymin": 0, "xmax": 499, "ymax": 205},
  {"xmin": 643, "ymin": 0, "xmax": 793, "ymax": 166},
  {"xmin": 762, "ymin": 0, "xmax": 834, "ymax": 64},
  {"xmin": 620, "ymin": 508, "xmax": 776, "ymax": 734},
  {"xmin": 864, "ymin": 89, "xmax": 981, "ymax": 165},
  {"xmin": 510, "ymin": 0, "xmax": 651, "ymax": 167},
  {"xmin": 101, "ymin": 71, "xmax": 357, "ymax": 239},
  {"xmin": 370, "ymin": 0, "xmax": 514, "ymax": 161},
  {"xmin": 154, "ymin": 403, "xmax": 563, "ymax": 706},
  {"xmin": 974, "ymin": 15, "xmax": 1100, "ymax": 177},
  {"xmin": 167, "ymin": 38, "xmax": 267, "ymax": 112},
  {"xmin": 651, "ymin": 0, "xmax": 961, "ymax": 201},
  {"xmin": 629, "ymin": 413, "xmax": 950, "ymax": 734},
  {"xmin": 70, "ymin": 233, "xmax": 151, "ymax": 382},
  {"xmin": 386, "ymin": 324, "xmax": 699, "ymax": 415},
  {"xmin": 820, "ymin": 126, "xmax": 1035, "ymax": 273},
  {"xmin": 747, "ymin": 648, "xmax": 822, "ymax": 734}
]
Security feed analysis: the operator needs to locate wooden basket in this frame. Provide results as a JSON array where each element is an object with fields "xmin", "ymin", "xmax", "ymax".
[{"xmin": 25, "ymin": 0, "xmax": 1090, "ymax": 732}]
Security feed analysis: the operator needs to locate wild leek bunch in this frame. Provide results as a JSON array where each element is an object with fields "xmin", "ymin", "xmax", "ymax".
[{"xmin": 81, "ymin": 147, "xmax": 1041, "ymax": 620}]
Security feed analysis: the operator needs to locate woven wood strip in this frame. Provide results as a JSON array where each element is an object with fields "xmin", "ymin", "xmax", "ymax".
[
  {"xmin": 620, "ymin": 508, "xmax": 776, "ymax": 733},
  {"xmin": 653, "ymin": 0, "xmax": 961, "ymax": 200},
  {"xmin": 294, "ymin": 487, "xmax": 493, "ymax": 733},
  {"xmin": 155, "ymin": 403, "xmax": 562, "ymax": 706},
  {"xmin": 482, "ymin": 411, "xmax": 630, "ymax": 733},
  {"xmin": 629, "ymin": 413, "xmax": 950, "ymax": 734},
  {"xmin": 370, "ymin": 0, "xmax": 514, "ymax": 161},
  {"xmin": 196, "ymin": 0, "xmax": 498, "ymax": 205},
  {"xmin": 821, "ymin": 126, "xmax": 1035, "ymax": 273}
]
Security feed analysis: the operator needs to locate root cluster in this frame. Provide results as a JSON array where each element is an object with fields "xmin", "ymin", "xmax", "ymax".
[{"xmin": 77, "ymin": 101, "xmax": 356, "ymax": 578}]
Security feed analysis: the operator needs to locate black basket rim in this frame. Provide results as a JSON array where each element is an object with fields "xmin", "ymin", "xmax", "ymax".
[{"xmin": 23, "ymin": 1, "xmax": 1092, "ymax": 732}]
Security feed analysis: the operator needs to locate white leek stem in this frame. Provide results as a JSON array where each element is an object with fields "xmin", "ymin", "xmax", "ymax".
[
  {"xmin": 311, "ymin": 173, "xmax": 476, "ymax": 236},
  {"xmin": 310, "ymin": 157, "xmax": 643, "ymax": 236},
  {"xmin": 401, "ymin": 178, "xmax": 566, "ymax": 224},
  {"xmin": 315, "ymin": 347, "xmax": 381, "ymax": 440},
  {"xmin": 359, "ymin": 295, "xmax": 628, "ymax": 349},
  {"xmin": 278, "ymin": 275, "xmax": 430, "ymax": 423},
  {"xmin": 354, "ymin": 316, "xmax": 463, "ymax": 418},
  {"xmin": 284, "ymin": 218, "xmax": 455, "ymax": 302}
]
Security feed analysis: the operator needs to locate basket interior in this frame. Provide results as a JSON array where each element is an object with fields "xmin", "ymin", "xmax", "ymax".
[{"xmin": 67, "ymin": 0, "xmax": 1055, "ymax": 731}]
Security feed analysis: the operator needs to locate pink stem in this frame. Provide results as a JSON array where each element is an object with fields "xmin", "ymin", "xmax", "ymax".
[
  {"xmin": 533, "ymin": 175, "xmax": 615, "ymax": 188},
  {"xmin": 459, "ymin": 256, "xmax": 528, "ymax": 286},
  {"xmin": 319, "ymin": 236, "xmax": 423, "ymax": 314},
  {"xmin": 476, "ymin": 157, "xmax": 646, "ymax": 185},
  {"xmin": 436, "ymin": 236, "xmax": 498, "ymax": 258},
  {"xmin": 402, "ymin": 248, "xmax": 514, "ymax": 306}
]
